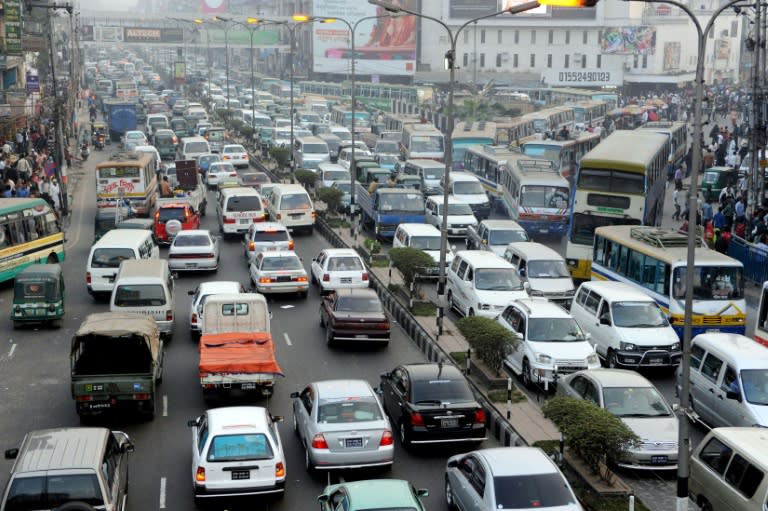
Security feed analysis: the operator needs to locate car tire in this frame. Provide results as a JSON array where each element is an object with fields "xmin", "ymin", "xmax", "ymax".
[
  {"xmin": 326, "ymin": 327, "xmax": 335, "ymax": 347},
  {"xmin": 50, "ymin": 319, "xmax": 62, "ymax": 329},
  {"xmin": 319, "ymin": 313, "xmax": 325, "ymax": 328},
  {"xmin": 293, "ymin": 412, "xmax": 299, "ymax": 435},
  {"xmin": 700, "ymin": 499, "xmax": 713, "ymax": 511},
  {"xmin": 298, "ymin": 290, "xmax": 308, "ymax": 299},
  {"xmin": 447, "ymin": 290, "xmax": 455, "ymax": 312},
  {"xmin": 521, "ymin": 359, "xmax": 532, "ymax": 388},
  {"xmin": 304, "ymin": 446, "xmax": 316, "ymax": 475},
  {"xmin": 12, "ymin": 321, "xmax": 20, "ymax": 330},
  {"xmin": 607, "ymin": 350, "xmax": 619, "ymax": 369},
  {"xmin": 445, "ymin": 476, "xmax": 458, "ymax": 511},
  {"xmin": 468, "ymin": 308, "xmax": 475, "ymax": 317},
  {"xmin": 399, "ymin": 421, "xmax": 411, "ymax": 448}
]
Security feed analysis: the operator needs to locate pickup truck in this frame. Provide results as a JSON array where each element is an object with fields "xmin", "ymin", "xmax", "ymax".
[
  {"xmin": 154, "ymin": 202, "xmax": 201, "ymax": 244},
  {"xmin": 155, "ymin": 172, "xmax": 207, "ymax": 216},
  {"xmin": 198, "ymin": 293, "xmax": 283, "ymax": 400},
  {"xmin": 465, "ymin": 219, "xmax": 531, "ymax": 256},
  {"xmin": 71, "ymin": 312, "xmax": 164, "ymax": 419},
  {"xmin": 355, "ymin": 185, "xmax": 426, "ymax": 240}
]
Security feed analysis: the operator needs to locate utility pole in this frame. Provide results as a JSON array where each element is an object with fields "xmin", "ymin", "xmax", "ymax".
[
  {"xmin": 751, "ymin": 3, "xmax": 762, "ymax": 211},
  {"xmin": 760, "ymin": 2, "xmax": 768, "ymax": 206}
]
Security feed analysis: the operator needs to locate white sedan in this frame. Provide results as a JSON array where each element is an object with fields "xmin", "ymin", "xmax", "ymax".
[
  {"xmin": 205, "ymin": 162, "xmax": 238, "ymax": 189},
  {"xmin": 168, "ymin": 229, "xmax": 220, "ymax": 272},
  {"xmin": 221, "ymin": 144, "xmax": 249, "ymax": 168},
  {"xmin": 123, "ymin": 130, "xmax": 148, "ymax": 146},
  {"xmin": 249, "ymin": 250, "xmax": 309, "ymax": 298},
  {"xmin": 310, "ymin": 248, "xmax": 369, "ymax": 294}
]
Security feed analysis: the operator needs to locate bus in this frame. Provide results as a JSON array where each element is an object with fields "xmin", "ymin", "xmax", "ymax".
[
  {"xmin": 0, "ymin": 198, "xmax": 65, "ymax": 283},
  {"xmin": 95, "ymin": 152, "xmax": 157, "ymax": 217},
  {"xmin": 636, "ymin": 121, "xmax": 689, "ymax": 170},
  {"xmin": 383, "ymin": 113, "xmax": 421, "ymax": 133},
  {"xmin": 495, "ymin": 116, "xmax": 537, "ymax": 145},
  {"xmin": 401, "ymin": 123, "xmax": 444, "ymax": 161},
  {"xmin": 298, "ymin": 80, "xmax": 432, "ymax": 107},
  {"xmin": 330, "ymin": 106, "xmax": 372, "ymax": 133},
  {"xmin": 451, "ymin": 121, "xmax": 497, "ymax": 170},
  {"xmin": 591, "ymin": 225, "xmax": 746, "ymax": 338},
  {"xmin": 495, "ymin": 106, "xmax": 575, "ymax": 145},
  {"xmin": 269, "ymin": 81, "xmax": 294, "ymax": 100},
  {"xmin": 114, "ymin": 79, "xmax": 138, "ymax": 99},
  {"xmin": 499, "ymin": 152, "xmax": 570, "ymax": 236},
  {"xmin": 463, "ymin": 144, "xmax": 519, "ymax": 201},
  {"xmin": 570, "ymin": 100, "xmax": 609, "ymax": 132},
  {"xmin": 524, "ymin": 106, "xmax": 575, "ymax": 136},
  {"xmin": 565, "ymin": 130, "xmax": 670, "ymax": 280},
  {"xmin": 521, "ymin": 131, "xmax": 602, "ymax": 179}
]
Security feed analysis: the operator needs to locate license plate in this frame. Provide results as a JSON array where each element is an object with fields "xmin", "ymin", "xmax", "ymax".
[
  {"xmin": 290, "ymin": 213, "xmax": 303, "ymax": 218},
  {"xmin": 441, "ymin": 418, "xmax": 459, "ymax": 428},
  {"xmin": 345, "ymin": 438, "xmax": 363, "ymax": 448},
  {"xmin": 539, "ymin": 229, "xmax": 548, "ymax": 233},
  {"xmin": 651, "ymin": 455, "xmax": 668, "ymax": 464},
  {"xmin": 239, "ymin": 218, "xmax": 251, "ymax": 224},
  {"xmin": 231, "ymin": 470, "xmax": 250, "ymax": 480},
  {"xmin": 706, "ymin": 329, "xmax": 721, "ymax": 333},
  {"xmin": 355, "ymin": 334, "xmax": 368, "ymax": 339},
  {"xmin": 241, "ymin": 383, "xmax": 256, "ymax": 390},
  {"xmin": 340, "ymin": 278, "xmax": 352, "ymax": 283},
  {"xmin": 186, "ymin": 263, "xmax": 197, "ymax": 268},
  {"xmin": 648, "ymin": 357, "xmax": 664, "ymax": 365}
]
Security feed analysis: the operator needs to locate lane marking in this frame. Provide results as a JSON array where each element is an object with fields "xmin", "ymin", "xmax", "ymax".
[
  {"xmin": 159, "ymin": 477, "xmax": 167, "ymax": 509},
  {"xmin": 162, "ymin": 395, "xmax": 168, "ymax": 417},
  {"xmin": 8, "ymin": 344, "xmax": 16, "ymax": 359},
  {"xmin": 283, "ymin": 333, "xmax": 292, "ymax": 346}
]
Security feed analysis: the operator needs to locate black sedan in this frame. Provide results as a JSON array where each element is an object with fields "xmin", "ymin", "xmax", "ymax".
[
  {"xmin": 379, "ymin": 363, "xmax": 487, "ymax": 448},
  {"xmin": 319, "ymin": 288, "xmax": 390, "ymax": 346}
]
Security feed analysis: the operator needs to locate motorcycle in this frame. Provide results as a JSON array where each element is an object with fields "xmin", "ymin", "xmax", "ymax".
[
  {"xmin": 80, "ymin": 144, "xmax": 90, "ymax": 161},
  {"xmin": 94, "ymin": 134, "xmax": 105, "ymax": 150}
]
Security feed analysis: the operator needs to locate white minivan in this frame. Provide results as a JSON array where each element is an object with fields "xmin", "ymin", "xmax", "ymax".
[
  {"xmin": 179, "ymin": 136, "xmax": 211, "ymax": 161},
  {"xmin": 267, "ymin": 184, "xmax": 315, "ymax": 234},
  {"xmin": 293, "ymin": 136, "xmax": 330, "ymax": 170},
  {"xmin": 86, "ymin": 229, "xmax": 159, "ymax": 299},
  {"xmin": 393, "ymin": 223, "xmax": 452, "ymax": 278},
  {"xmin": 109, "ymin": 259, "xmax": 175, "ymax": 340},
  {"xmin": 446, "ymin": 250, "xmax": 528, "ymax": 319},
  {"xmin": 502, "ymin": 242, "xmax": 575, "ymax": 309},
  {"xmin": 424, "ymin": 195, "xmax": 478, "ymax": 238},
  {"xmin": 570, "ymin": 281, "xmax": 681, "ymax": 369},
  {"xmin": 442, "ymin": 171, "xmax": 491, "ymax": 220},
  {"xmin": 217, "ymin": 187, "xmax": 266, "ymax": 236}
]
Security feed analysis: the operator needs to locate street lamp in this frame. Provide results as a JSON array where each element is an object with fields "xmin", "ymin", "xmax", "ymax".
[
  {"xmin": 213, "ymin": 16, "xmax": 233, "ymax": 119},
  {"xmin": 621, "ymin": 1, "xmax": 751, "ymax": 510},
  {"xmin": 193, "ymin": 18, "xmax": 213, "ymax": 109},
  {"xmin": 369, "ymin": 0, "xmax": 586, "ymax": 302}
]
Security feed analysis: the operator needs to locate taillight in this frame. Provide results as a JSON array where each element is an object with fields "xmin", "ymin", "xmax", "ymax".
[
  {"xmin": 380, "ymin": 430, "xmax": 394, "ymax": 446},
  {"xmin": 362, "ymin": 272, "xmax": 369, "ymax": 281},
  {"xmin": 474, "ymin": 408, "xmax": 486, "ymax": 424},
  {"xmin": 166, "ymin": 310, "xmax": 173, "ymax": 321},
  {"xmin": 323, "ymin": 273, "xmax": 330, "ymax": 282},
  {"xmin": 249, "ymin": 241, "xmax": 255, "ymax": 251},
  {"xmin": 311, "ymin": 434, "xmax": 328, "ymax": 449},
  {"xmin": 230, "ymin": 172, "xmax": 237, "ymax": 177},
  {"xmin": 410, "ymin": 412, "xmax": 424, "ymax": 427},
  {"xmin": 191, "ymin": 313, "xmax": 198, "ymax": 325},
  {"xmin": 196, "ymin": 466, "xmax": 206, "ymax": 482},
  {"xmin": 311, "ymin": 211, "xmax": 317, "ymax": 220},
  {"xmin": 275, "ymin": 462, "xmax": 285, "ymax": 478},
  {"xmin": 259, "ymin": 277, "xmax": 272, "ymax": 284},
  {"xmin": 154, "ymin": 210, "xmax": 160, "ymax": 221},
  {"xmin": 86, "ymin": 272, "xmax": 91, "ymax": 284},
  {"xmin": 223, "ymin": 217, "xmax": 236, "ymax": 224},
  {"xmin": 294, "ymin": 276, "xmax": 308, "ymax": 282},
  {"xmin": 288, "ymin": 240, "xmax": 295, "ymax": 250}
]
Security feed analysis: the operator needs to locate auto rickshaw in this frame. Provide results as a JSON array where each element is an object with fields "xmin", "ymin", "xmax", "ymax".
[
  {"xmin": 91, "ymin": 121, "xmax": 109, "ymax": 148},
  {"xmin": 11, "ymin": 264, "xmax": 65, "ymax": 329},
  {"xmin": 170, "ymin": 118, "xmax": 188, "ymax": 139},
  {"xmin": 701, "ymin": 166, "xmax": 739, "ymax": 202}
]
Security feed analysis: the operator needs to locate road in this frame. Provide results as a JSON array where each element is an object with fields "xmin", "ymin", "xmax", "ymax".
[{"xmin": 0, "ymin": 145, "xmax": 503, "ymax": 511}]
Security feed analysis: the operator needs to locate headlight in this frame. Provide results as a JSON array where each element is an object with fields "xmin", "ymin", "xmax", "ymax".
[
  {"xmin": 536, "ymin": 353, "xmax": 552, "ymax": 364},
  {"xmin": 620, "ymin": 342, "xmax": 637, "ymax": 351},
  {"xmin": 671, "ymin": 342, "xmax": 681, "ymax": 352},
  {"xmin": 565, "ymin": 289, "xmax": 575, "ymax": 297},
  {"xmin": 587, "ymin": 353, "xmax": 600, "ymax": 365},
  {"xmin": 529, "ymin": 289, "xmax": 545, "ymax": 297}
]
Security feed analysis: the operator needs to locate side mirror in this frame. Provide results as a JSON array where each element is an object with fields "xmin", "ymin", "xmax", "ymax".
[
  {"xmin": 318, "ymin": 495, "xmax": 330, "ymax": 504},
  {"xmin": 375, "ymin": 387, "xmax": 383, "ymax": 395},
  {"xmin": 599, "ymin": 316, "xmax": 611, "ymax": 326},
  {"xmin": 584, "ymin": 332, "xmax": 592, "ymax": 340},
  {"xmin": 416, "ymin": 489, "xmax": 430, "ymax": 498},
  {"xmin": 121, "ymin": 442, "xmax": 135, "ymax": 454},
  {"xmin": 290, "ymin": 391, "xmax": 300, "ymax": 399},
  {"xmin": 518, "ymin": 269, "xmax": 526, "ymax": 278},
  {"xmin": 523, "ymin": 282, "xmax": 530, "ymax": 291},
  {"xmin": 4, "ymin": 448, "xmax": 18, "ymax": 460},
  {"xmin": 726, "ymin": 390, "xmax": 742, "ymax": 402},
  {"xmin": 271, "ymin": 415, "xmax": 284, "ymax": 423},
  {"xmin": 187, "ymin": 290, "xmax": 194, "ymax": 296},
  {"xmin": 446, "ymin": 459, "xmax": 459, "ymax": 469},
  {"xmin": 187, "ymin": 418, "xmax": 199, "ymax": 428}
]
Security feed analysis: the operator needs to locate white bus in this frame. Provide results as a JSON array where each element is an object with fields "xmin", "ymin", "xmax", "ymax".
[
  {"xmin": 636, "ymin": 121, "xmax": 689, "ymax": 170},
  {"xmin": 401, "ymin": 123, "xmax": 444, "ymax": 161},
  {"xmin": 95, "ymin": 152, "xmax": 157, "ymax": 217},
  {"xmin": 521, "ymin": 131, "xmax": 602, "ymax": 179}
]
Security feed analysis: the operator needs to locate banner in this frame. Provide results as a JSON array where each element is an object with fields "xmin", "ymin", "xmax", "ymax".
[
  {"xmin": 205, "ymin": 28, "xmax": 278, "ymax": 47},
  {"xmin": 600, "ymin": 26, "xmax": 656, "ymax": 55},
  {"xmin": 4, "ymin": 0, "xmax": 23, "ymax": 56},
  {"xmin": 715, "ymin": 39, "xmax": 731, "ymax": 59},
  {"xmin": 174, "ymin": 62, "xmax": 186, "ymax": 84},
  {"xmin": 80, "ymin": 25, "xmax": 95, "ymax": 42},
  {"xmin": 449, "ymin": 0, "xmax": 498, "ymax": 18},
  {"xmin": 313, "ymin": 0, "xmax": 417, "ymax": 77},
  {"xmin": 26, "ymin": 74, "xmax": 40, "ymax": 93},
  {"xmin": 663, "ymin": 42, "xmax": 681, "ymax": 71}
]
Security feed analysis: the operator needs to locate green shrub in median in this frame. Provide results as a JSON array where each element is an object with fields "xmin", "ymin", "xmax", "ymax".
[
  {"xmin": 455, "ymin": 316, "xmax": 518, "ymax": 375},
  {"xmin": 542, "ymin": 396, "xmax": 639, "ymax": 478},
  {"xmin": 388, "ymin": 247, "xmax": 435, "ymax": 289},
  {"xmin": 294, "ymin": 169, "xmax": 318, "ymax": 189},
  {"xmin": 269, "ymin": 147, "xmax": 290, "ymax": 167},
  {"xmin": 317, "ymin": 187, "xmax": 344, "ymax": 216}
]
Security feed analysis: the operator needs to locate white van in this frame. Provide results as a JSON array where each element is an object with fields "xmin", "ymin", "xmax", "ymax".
[
  {"xmin": 86, "ymin": 229, "xmax": 160, "ymax": 299},
  {"xmin": 690, "ymin": 427, "xmax": 768, "ymax": 511},
  {"xmin": 188, "ymin": 281, "xmax": 246, "ymax": 340},
  {"xmin": 216, "ymin": 187, "xmax": 266, "ymax": 236},
  {"xmin": 424, "ymin": 195, "xmax": 478, "ymax": 238},
  {"xmin": 179, "ymin": 136, "xmax": 211, "ymax": 161},
  {"xmin": 682, "ymin": 333, "xmax": 768, "ymax": 428},
  {"xmin": 133, "ymin": 145, "xmax": 162, "ymax": 173},
  {"xmin": 570, "ymin": 281, "xmax": 681, "ymax": 369},
  {"xmin": 400, "ymin": 159, "xmax": 445, "ymax": 192},
  {"xmin": 110, "ymin": 259, "xmax": 175, "ymax": 340},
  {"xmin": 267, "ymin": 184, "xmax": 315, "ymax": 234},
  {"xmin": 293, "ymin": 136, "xmax": 330, "ymax": 170},
  {"xmin": 393, "ymin": 223, "xmax": 453, "ymax": 278},
  {"xmin": 442, "ymin": 171, "xmax": 491, "ymax": 220},
  {"xmin": 502, "ymin": 242, "xmax": 575, "ymax": 308},
  {"xmin": 446, "ymin": 250, "xmax": 528, "ymax": 319}
]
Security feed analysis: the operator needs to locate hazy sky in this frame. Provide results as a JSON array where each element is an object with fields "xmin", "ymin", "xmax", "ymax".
[{"xmin": 79, "ymin": 0, "xmax": 141, "ymax": 11}]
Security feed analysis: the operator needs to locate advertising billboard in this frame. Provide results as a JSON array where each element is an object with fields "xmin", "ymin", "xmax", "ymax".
[
  {"xmin": 4, "ymin": 0, "xmax": 22, "ymax": 56},
  {"xmin": 312, "ymin": 0, "xmax": 417, "ymax": 77},
  {"xmin": 600, "ymin": 27, "xmax": 656, "ymax": 55},
  {"xmin": 663, "ymin": 42, "xmax": 681, "ymax": 71}
]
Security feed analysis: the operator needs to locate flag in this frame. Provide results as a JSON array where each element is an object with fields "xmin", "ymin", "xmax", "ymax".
[{"xmin": 202, "ymin": 0, "xmax": 227, "ymax": 13}]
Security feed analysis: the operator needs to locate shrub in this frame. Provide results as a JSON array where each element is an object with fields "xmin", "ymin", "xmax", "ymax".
[
  {"xmin": 364, "ymin": 237, "xmax": 382, "ymax": 254},
  {"xmin": 294, "ymin": 169, "xmax": 318, "ymax": 189},
  {"xmin": 455, "ymin": 316, "xmax": 518, "ymax": 374},
  {"xmin": 542, "ymin": 396, "xmax": 639, "ymax": 478},
  {"xmin": 230, "ymin": 119, "xmax": 244, "ymax": 134},
  {"xmin": 317, "ymin": 187, "xmax": 344, "ymax": 215},
  {"xmin": 388, "ymin": 247, "xmax": 435, "ymax": 288},
  {"xmin": 269, "ymin": 147, "xmax": 290, "ymax": 167}
]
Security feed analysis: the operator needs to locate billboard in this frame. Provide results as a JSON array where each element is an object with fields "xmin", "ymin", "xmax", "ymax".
[
  {"xmin": 663, "ymin": 42, "xmax": 681, "ymax": 71},
  {"xmin": 312, "ymin": 0, "xmax": 417, "ymax": 77},
  {"xmin": 600, "ymin": 26, "xmax": 656, "ymax": 55},
  {"xmin": 123, "ymin": 27, "xmax": 185, "ymax": 44},
  {"xmin": 4, "ymin": 0, "xmax": 22, "ymax": 56}
]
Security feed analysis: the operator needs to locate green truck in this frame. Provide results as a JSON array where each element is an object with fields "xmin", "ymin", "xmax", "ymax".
[{"xmin": 70, "ymin": 312, "xmax": 164, "ymax": 419}]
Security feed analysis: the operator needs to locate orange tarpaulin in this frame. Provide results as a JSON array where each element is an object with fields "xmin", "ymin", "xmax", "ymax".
[{"xmin": 199, "ymin": 332, "xmax": 284, "ymax": 377}]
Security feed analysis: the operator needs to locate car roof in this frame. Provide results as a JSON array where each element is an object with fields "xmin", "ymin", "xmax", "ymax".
[
  {"xmin": 314, "ymin": 379, "xmax": 375, "ymax": 400},
  {"xmin": 223, "ymin": 144, "xmax": 245, "ymax": 150},
  {"xmin": 397, "ymin": 223, "xmax": 441, "ymax": 235},
  {"xmin": 342, "ymin": 480, "xmax": 417, "ymax": 509},
  {"xmin": 206, "ymin": 406, "xmax": 270, "ymax": 434},
  {"xmin": 577, "ymin": 280, "xmax": 656, "ymax": 302},
  {"xmin": 260, "ymin": 250, "xmax": 300, "ymax": 258},
  {"xmin": 197, "ymin": 281, "xmax": 242, "ymax": 294},
  {"xmin": 476, "ymin": 447, "xmax": 558, "ymax": 476},
  {"xmin": 692, "ymin": 333, "xmax": 768, "ymax": 366},
  {"xmin": 479, "ymin": 219, "xmax": 526, "ymax": 230},
  {"xmin": 706, "ymin": 428, "xmax": 768, "ymax": 455},
  {"xmin": 12, "ymin": 428, "xmax": 111, "ymax": 473},
  {"xmin": 322, "ymin": 248, "xmax": 360, "ymax": 257},
  {"xmin": 509, "ymin": 298, "xmax": 570, "ymax": 319},
  {"xmin": 505, "ymin": 241, "xmax": 563, "ymax": 260},
  {"xmin": 174, "ymin": 229, "xmax": 211, "ymax": 237},
  {"xmin": 334, "ymin": 288, "xmax": 379, "ymax": 299},
  {"xmin": 403, "ymin": 362, "xmax": 464, "ymax": 381},
  {"xmin": 574, "ymin": 368, "xmax": 653, "ymax": 388}
]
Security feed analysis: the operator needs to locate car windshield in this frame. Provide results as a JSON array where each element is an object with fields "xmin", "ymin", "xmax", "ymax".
[
  {"xmin": 5, "ymin": 474, "xmax": 104, "ymax": 511},
  {"xmin": 376, "ymin": 141, "xmax": 399, "ymax": 153},
  {"xmin": 602, "ymin": 386, "xmax": 672, "ymax": 417},
  {"xmin": 324, "ymin": 170, "xmax": 350, "ymax": 182},
  {"xmin": 199, "ymin": 155, "xmax": 220, "ymax": 165},
  {"xmin": 440, "ymin": 202, "xmax": 474, "ymax": 215},
  {"xmin": 261, "ymin": 256, "xmax": 303, "ymax": 271},
  {"xmin": 336, "ymin": 295, "xmax": 382, "ymax": 313},
  {"xmin": 207, "ymin": 433, "xmax": 274, "ymax": 462},
  {"xmin": 453, "ymin": 181, "xmax": 484, "ymax": 195},
  {"xmin": 280, "ymin": 193, "xmax": 312, "ymax": 210},
  {"xmin": 226, "ymin": 196, "xmax": 262, "ymax": 212},
  {"xmin": 174, "ymin": 234, "xmax": 210, "ymax": 247},
  {"xmin": 159, "ymin": 208, "xmax": 186, "ymax": 223},
  {"xmin": 488, "ymin": 229, "xmax": 530, "ymax": 245},
  {"xmin": 493, "ymin": 473, "xmax": 576, "ymax": 509},
  {"xmin": 423, "ymin": 167, "xmax": 444, "ymax": 180},
  {"xmin": 740, "ymin": 370, "xmax": 768, "ymax": 405},
  {"xmin": 207, "ymin": 130, "xmax": 225, "ymax": 141},
  {"xmin": 520, "ymin": 185, "xmax": 570, "ymax": 209},
  {"xmin": 328, "ymin": 256, "xmax": 363, "ymax": 271},
  {"xmin": 113, "ymin": 284, "xmax": 167, "ymax": 307},
  {"xmin": 527, "ymin": 318, "xmax": 585, "ymax": 342},
  {"xmin": 410, "ymin": 236, "xmax": 442, "ymax": 251},
  {"xmin": 412, "ymin": 378, "xmax": 474, "ymax": 403},
  {"xmin": 91, "ymin": 248, "xmax": 134, "ymax": 268},
  {"xmin": 611, "ymin": 301, "xmax": 669, "ymax": 328},
  {"xmin": 474, "ymin": 268, "xmax": 523, "ymax": 291},
  {"xmin": 317, "ymin": 398, "xmax": 383, "ymax": 423},
  {"xmin": 186, "ymin": 142, "xmax": 208, "ymax": 153},
  {"xmin": 527, "ymin": 260, "xmax": 570, "ymax": 278},
  {"xmin": 334, "ymin": 182, "xmax": 351, "ymax": 193},
  {"xmin": 225, "ymin": 146, "xmax": 246, "ymax": 153},
  {"xmin": 211, "ymin": 163, "xmax": 235, "ymax": 173},
  {"xmin": 672, "ymin": 266, "xmax": 744, "ymax": 300}
]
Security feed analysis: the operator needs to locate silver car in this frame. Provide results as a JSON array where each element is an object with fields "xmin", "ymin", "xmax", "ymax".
[
  {"xmin": 556, "ymin": 368, "xmax": 678, "ymax": 470},
  {"xmin": 445, "ymin": 447, "xmax": 583, "ymax": 511},
  {"xmin": 290, "ymin": 379, "xmax": 394, "ymax": 473}
]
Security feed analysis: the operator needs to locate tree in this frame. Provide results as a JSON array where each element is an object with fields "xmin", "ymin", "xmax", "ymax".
[
  {"xmin": 388, "ymin": 247, "xmax": 435, "ymax": 289},
  {"xmin": 294, "ymin": 169, "xmax": 318, "ymax": 190},
  {"xmin": 269, "ymin": 147, "xmax": 290, "ymax": 168},
  {"xmin": 317, "ymin": 187, "xmax": 344, "ymax": 216},
  {"xmin": 455, "ymin": 316, "xmax": 518, "ymax": 374}
]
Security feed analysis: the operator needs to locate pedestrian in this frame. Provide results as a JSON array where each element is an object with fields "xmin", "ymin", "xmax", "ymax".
[
  {"xmin": 674, "ymin": 166, "xmax": 684, "ymax": 190},
  {"xmin": 735, "ymin": 197, "xmax": 746, "ymax": 224},
  {"xmin": 48, "ymin": 178, "xmax": 61, "ymax": 212},
  {"xmin": 673, "ymin": 188, "xmax": 681, "ymax": 221},
  {"xmin": 160, "ymin": 175, "xmax": 172, "ymax": 197},
  {"xmin": 713, "ymin": 206, "xmax": 726, "ymax": 230}
]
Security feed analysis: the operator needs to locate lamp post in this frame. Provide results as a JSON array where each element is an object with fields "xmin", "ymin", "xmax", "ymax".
[
  {"xmin": 622, "ymin": 1, "xmax": 751, "ymax": 509},
  {"xmin": 192, "ymin": 18, "xmax": 215, "ymax": 110},
  {"xmin": 213, "ymin": 16, "xmax": 233, "ymax": 118}
]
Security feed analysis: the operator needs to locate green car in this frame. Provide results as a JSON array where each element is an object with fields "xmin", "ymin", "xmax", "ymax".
[
  {"xmin": 12, "ymin": 264, "xmax": 65, "ymax": 329},
  {"xmin": 318, "ymin": 479, "xmax": 428, "ymax": 511}
]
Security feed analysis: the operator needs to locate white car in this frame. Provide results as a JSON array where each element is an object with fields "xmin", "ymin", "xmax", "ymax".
[
  {"xmin": 124, "ymin": 130, "xmax": 148, "ymax": 146},
  {"xmin": 425, "ymin": 195, "xmax": 478, "ymax": 238},
  {"xmin": 167, "ymin": 230, "xmax": 220, "ymax": 272},
  {"xmin": 310, "ymin": 248, "xmax": 369, "ymax": 294},
  {"xmin": 188, "ymin": 407, "xmax": 286, "ymax": 501},
  {"xmin": 317, "ymin": 163, "xmax": 351, "ymax": 188},
  {"xmin": 244, "ymin": 222, "xmax": 294, "ymax": 264},
  {"xmin": 188, "ymin": 280, "xmax": 245, "ymax": 340},
  {"xmin": 206, "ymin": 162, "xmax": 237, "ymax": 189},
  {"xmin": 221, "ymin": 144, "xmax": 249, "ymax": 168},
  {"xmin": 273, "ymin": 128, "xmax": 312, "ymax": 148},
  {"xmin": 249, "ymin": 250, "xmax": 309, "ymax": 298}
]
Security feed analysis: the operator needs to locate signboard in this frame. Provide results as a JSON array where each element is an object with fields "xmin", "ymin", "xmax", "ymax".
[
  {"xmin": 663, "ymin": 42, "xmax": 681, "ymax": 71},
  {"xmin": 4, "ymin": 0, "xmax": 23, "ymax": 56},
  {"xmin": 124, "ymin": 28, "xmax": 163, "ymax": 43},
  {"xmin": 99, "ymin": 26, "xmax": 123, "ymax": 42},
  {"xmin": 600, "ymin": 27, "xmax": 656, "ymax": 55},
  {"xmin": 175, "ymin": 160, "xmax": 197, "ymax": 188},
  {"xmin": 174, "ymin": 62, "xmax": 186, "ymax": 84},
  {"xmin": 449, "ymin": 0, "xmax": 499, "ymax": 18},
  {"xmin": 26, "ymin": 74, "xmax": 40, "ymax": 93},
  {"xmin": 0, "ymin": 105, "xmax": 11, "ymax": 117},
  {"xmin": 312, "ymin": 0, "xmax": 417, "ymax": 77},
  {"xmin": 80, "ymin": 25, "xmax": 95, "ymax": 42},
  {"xmin": 542, "ymin": 69, "xmax": 623, "ymax": 87}
]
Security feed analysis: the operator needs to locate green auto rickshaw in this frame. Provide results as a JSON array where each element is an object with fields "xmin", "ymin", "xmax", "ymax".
[
  {"xmin": 12, "ymin": 264, "xmax": 65, "ymax": 329},
  {"xmin": 701, "ymin": 166, "xmax": 739, "ymax": 202}
]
